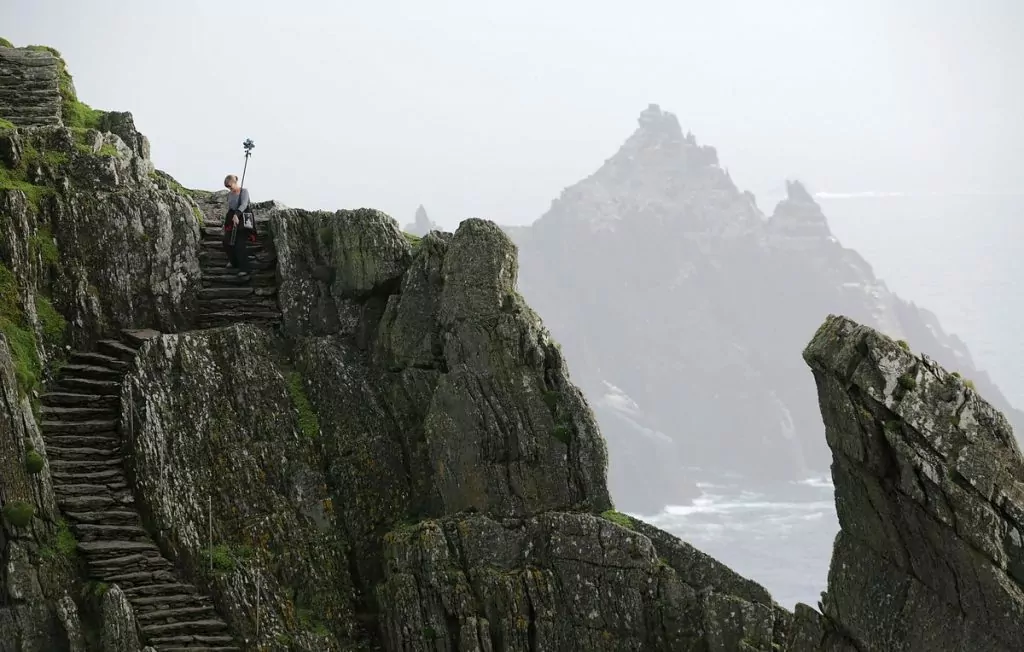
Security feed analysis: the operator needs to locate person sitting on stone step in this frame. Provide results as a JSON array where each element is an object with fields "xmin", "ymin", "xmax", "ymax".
[{"xmin": 222, "ymin": 174, "xmax": 252, "ymax": 277}]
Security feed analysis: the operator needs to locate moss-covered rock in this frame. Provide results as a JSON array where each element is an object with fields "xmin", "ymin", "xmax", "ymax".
[{"xmin": 802, "ymin": 315, "xmax": 1024, "ymax": 651}]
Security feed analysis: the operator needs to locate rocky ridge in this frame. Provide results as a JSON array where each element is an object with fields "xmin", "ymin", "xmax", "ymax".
[
  {"xmin": 1, "ymin": 40, "xmax": 1023, "ymax": 652},
  {"xmin": 511, "ymin": 103, "xmax": 1024, "ymax": 513}
]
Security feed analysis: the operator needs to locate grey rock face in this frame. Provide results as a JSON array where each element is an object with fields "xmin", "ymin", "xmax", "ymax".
[
  {"xmin": 0, "ymin": 125, "xmax": 201, "ymax": 351},
  {"xmin": 512, "ymin": 104, "xmax": 1023, "ymax": 513},
  {"xmin": 273, "ymin": 206, "xmax": 411, "ymax": 337},
  {"xmin": 122, "ymin": 325, "xmax": 357, "ymax": 650},
  {"xmin": 0, "ymin": 335, "xmax": 81, "ymax": 652},
  {"xmin": 803, "ymin": 315, "xmax": 1024, "ymax": 652},
  {"xmin": 378, "ymin": 511, "xmax": 790, "ymax": 652},
  {"xmin": 99, "ymin": 585, "xmax": 142, "ymax": 652}
]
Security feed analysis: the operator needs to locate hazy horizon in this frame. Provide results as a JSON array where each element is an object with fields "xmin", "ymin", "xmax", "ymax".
[{"xmin": 3, "ymin": 0, "xmax": 1022, "ymax": 229}]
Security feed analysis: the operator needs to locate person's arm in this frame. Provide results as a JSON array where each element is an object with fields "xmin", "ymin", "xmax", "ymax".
[{"xmin": 238, "ymin": 188, "xmax": 250, "ymax": 213}]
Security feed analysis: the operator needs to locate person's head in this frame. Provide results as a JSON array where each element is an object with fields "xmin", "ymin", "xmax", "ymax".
[{"xmin": 223, "ymin": 174, "xmax": 239, "ymax": 191}]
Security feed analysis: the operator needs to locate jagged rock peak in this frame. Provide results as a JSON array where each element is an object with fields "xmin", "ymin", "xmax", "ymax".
[
  {"xmin": 768, "ymin": 178, "xmax": 832, "ymax": 240},
  {"xmin": 404, "ymin": 203, "xmax": 440, "ymax": 236},
  {"xmin": 801, "ymin": 314, "xmax": 1024, "ymax": 651},
  {"xmin": 785, "ymin": 179, "xmax": 815, "ymax": 203}
]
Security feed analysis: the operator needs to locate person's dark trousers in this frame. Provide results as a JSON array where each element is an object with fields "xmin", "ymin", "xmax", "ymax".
[
  {"xmin": 222, "ymin": 226, "xmax": 239, "ymax": 268},
  {"xmin": 231, "ymin": 227, "xmax": 251, "ymax": 274}
]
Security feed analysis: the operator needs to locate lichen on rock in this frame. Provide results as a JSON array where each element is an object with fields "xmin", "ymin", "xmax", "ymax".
[{"xmin": 802, "ymin": 314, "xmax": 1024, "ymax": 651}]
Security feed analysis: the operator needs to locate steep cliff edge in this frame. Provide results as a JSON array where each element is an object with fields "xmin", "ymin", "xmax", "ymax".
[
  {"xmin": 3, "ymin": 40, "xmax": 1024, "ymax": 652},
  {"xmin": 797, "ymin": 316, "xmax": 1024, "ymax": 651}
]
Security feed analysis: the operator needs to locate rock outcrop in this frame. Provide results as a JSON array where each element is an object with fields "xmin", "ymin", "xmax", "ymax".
[
  {"xmin": 799, "ymin": 315, "xmax": 1024, "ymax": 652},
  {"xmin": 512, "ymin": 103, "xmax": 1023, "ymax": 513}
]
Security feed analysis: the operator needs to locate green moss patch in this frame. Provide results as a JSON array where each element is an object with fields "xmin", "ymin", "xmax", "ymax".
[
  {"xmin": 0, "ymin": 265, "xmax": 42, "ymax": 397},
  {"xmin": 203, "ymin": 543, "xmax": 254, "ymax": 573},
  {"xmin": 29, "ymin": 227, "xmax": 59, "ymax": 267},
  {"xmin": 403, "ymin": 232, "xmax": 422, "ymax": 250},
  {"xmin": 287, "ymin": 371, "xmax": 320, "ymax": 438},
  {"xmin": 0, "ymin": 118, "xmax": 14, "ymax": 131},
  {"xmin": 964, "ymin": 379, "xmax": 976, "ymax": 390},
  {"xmin": 896, "ymin": 339, "xmax": 910, "ymax": 352},
  {"xmin": 2, "ymin": 500, "xmax": 35, "ymax": 527},
  {"xmin": 40, "ymin": 519, "xmax": 78, "ymax": 560},
  {"xmin": 25, "ymin": 449, "xmax": 44, "ymax": 474},
  {"xmin": 600, "ymin": 510, "xmax": 636, "ymax": 531},
  {"xmin": 0, "ymin": 38, "xmax": 14, "ymax": 48},
  {"xmin": 897, "ymin": 374, "xmax": 917, "ymax": 391},
  {"xmin": 34, "ymin": 295, "xmax": 67, "ymax": 348},
  {"xmin": 550, "ymin": 424, "xmax": 570, "ymax": 444}
]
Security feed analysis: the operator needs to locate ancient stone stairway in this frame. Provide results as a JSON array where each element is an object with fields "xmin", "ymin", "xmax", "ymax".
[
  {"xmin": 40, "ymin": 329, "xmax": 241, "ymax": 652},
  {"xmin": 197, "ymin": 225, "xmax": 281, "ymax": 329},
  {"xmin": 0, "ymin": 46, "xmax": 63, "ymax": 128}
]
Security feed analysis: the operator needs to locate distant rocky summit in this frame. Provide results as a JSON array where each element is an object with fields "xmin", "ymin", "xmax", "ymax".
[
  {"xmin": 511, "ymin": 103, "xmax": 1023, "ymax": 513},
  {"xmin": 2, "ymin": 41, "xmax": 1022, "ymax": 652},
  {"xmin": 403, "ymin": 204, "xmax": 439, "ymax": 236}
]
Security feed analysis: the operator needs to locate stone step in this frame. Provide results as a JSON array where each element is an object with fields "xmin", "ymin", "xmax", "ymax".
[
  {"xmin": 54, "ymin": 377, "xmax": 120, "ymax": 395},
  {"xmin": 135, "ymin": 604, "xmax": 218, "ymax": 625},
  {"xmin": 78, "ymin": 540, "xmax": 162, "ymax": 559},
  {"xmin": 201, "ymin": 273, "xmax": 276, "ymax": 288},
  {"xmin": 123, "ymin": 583, "xmax": 200, "ymax": 598},
  {"xmin": 51, "ymin": 468, "xmax": 125, "ymax": 483},
  {"xmin": 41, "ymin": 392, "xmax": 119, "ymax": 408},
  {"xmin": 68, "ymin": 351, "xmax": 129, "ymax": 370},
  {"xmin": 141, "ymin": 619, "xmax": 229, "ymax": 638},
  {"xmin": 45, "ymin": 434, "xmax": 120, "ymax": 449},
  {"xmin": 132, "ymin": 593, "xmax": 213, "ymax": 609},
  {"xmin": 148, "ymin": 633, "xmax": 237, "ymax": 648},
  {"xmin": 60, "ymin": 363, "xmax": 122, "ymax": 381},
  {"xmin": 59, "ymin": 494, "xmax": 133, "ymax": 511},
  {"xmin": 121, "ymin": 329, "xmax": 162, "ymax": 348},
  {"xmin": 200, "ymin": 251, "xmax": 276, "ymax": 265},
  {"xmin": 42, "ymin": 419, "xmax": 118, "ymax": 434},
  {"xmin": 53, "ymin": 482, "xmax": 129, "ymax": 497},
  {"xmin": 47, "ymin": 446, "xmax": 122, "ymax": 462},
  {"xmin": 87, "ymin": 552, "xmax": 174, "ymax": 574},
  {"xmin": 158, "ymin": 647, "xmax": 241, "ymax": 652},
  {"xmin": 196, "ymin": 313, "xmax": 281, "ymax": 327},
  {"xmin": 49, "ymin": 458, "xmax": 124, "ymax": 473},
  {"xmin": 197, "ymin": 287, "xmax": 255, "ymax": 300},
  {"xmin": 197, "ymin": 298, "xmax": 279, "ymax": 311},
  {"xmin": 64, "ymin": 510, "xmax": 140, "ymax": 526},
  {"xmin": 41, "ymin": 405, "xmax": 118, "ymax": 420},
  {"xmin": 96, "ymin": 339, "xmax": 139, "ymax": 362},
  {"xmin": 74, "ymin": 524, "xmax": 150, "ymax": 542},
  {"xmin": 201, "ymin": 239, "xmax": 266, "ymax": 252},
  {"xmin": 103, "ymin": 569, "xmax": 179, "ymax": 588}
]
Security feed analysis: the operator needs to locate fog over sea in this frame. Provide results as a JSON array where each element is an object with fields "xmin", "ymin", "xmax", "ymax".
[{"xmin": 647, "ymin": 192, "xmax": 1023, "ymax": 609}]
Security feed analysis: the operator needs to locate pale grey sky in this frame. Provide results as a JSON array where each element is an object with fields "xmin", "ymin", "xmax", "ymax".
[{"xmin": 2, "ymin": 0, "xmax": 1021, "ymax": 228}]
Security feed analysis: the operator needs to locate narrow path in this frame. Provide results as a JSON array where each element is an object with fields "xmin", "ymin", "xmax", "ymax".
[
  {"xmin": 41, "ymin": 329, "xmax": 241, "ymax": 652},
  {"xmin": 197, "ymin": 225, "xmax": 280, "ymax": 329}
]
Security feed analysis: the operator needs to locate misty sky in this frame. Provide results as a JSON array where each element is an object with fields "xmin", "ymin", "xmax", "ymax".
[{"xmin": 2, "ymin": 0, "xmax": 1022, "ymax": 228}]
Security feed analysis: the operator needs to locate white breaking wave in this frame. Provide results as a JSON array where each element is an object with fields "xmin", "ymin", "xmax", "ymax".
[
  {"xmin": 793, "ymin": 475, "xmax": 835, "ymax": 490},
  {"xmin": 814, "ymin": 191, "xmax": 909, "ymax": 199}
]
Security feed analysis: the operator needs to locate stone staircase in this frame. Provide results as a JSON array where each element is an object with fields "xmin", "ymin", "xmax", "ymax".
[
  {"xmin": 40, "ymin": 329, "xmax": 241, "ymax": 651},
  {"xmin": 197, "ymin": 224, "xmax": 281, "ymax": 329},
  {"xmin": 0, "ymin": 45, "xmax": 63, "ymax": 128}
]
